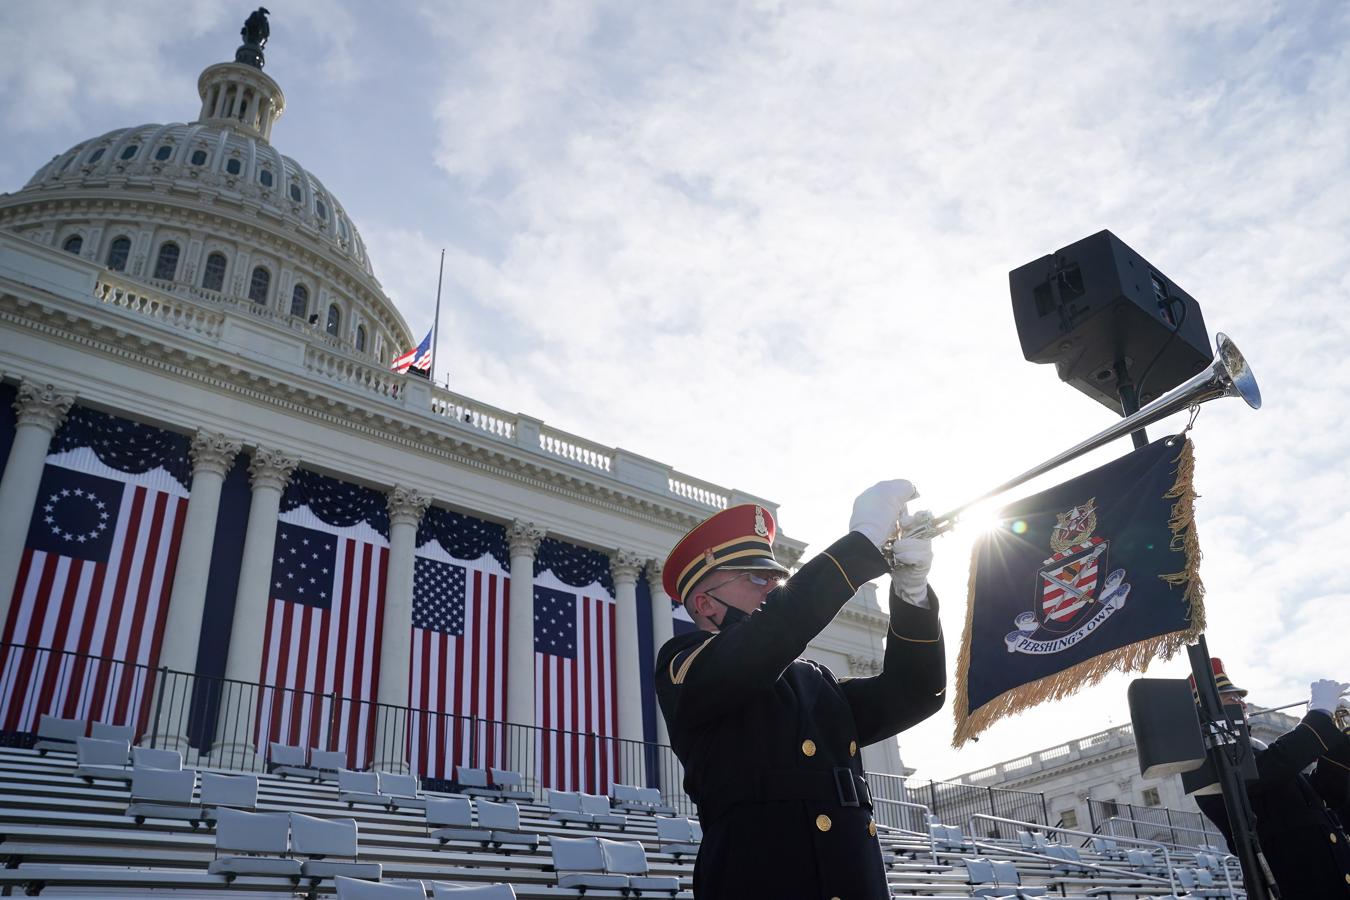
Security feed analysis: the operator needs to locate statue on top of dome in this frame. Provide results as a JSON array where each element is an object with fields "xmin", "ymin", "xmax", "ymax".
[{"xmin": 235, "ymin": 7, "xmax": 271, "ymax": 70}]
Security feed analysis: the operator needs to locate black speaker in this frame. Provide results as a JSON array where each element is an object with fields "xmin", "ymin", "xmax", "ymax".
[
  {"xmin": 1128, "ymin": 678, "xmax": 1206, "ymax": 778},
  {"xmin": 1009, "ymin": 230, "xmax": 1212, "ymax": 414}
]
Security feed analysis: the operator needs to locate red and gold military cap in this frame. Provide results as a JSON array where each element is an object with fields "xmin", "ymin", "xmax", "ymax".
[
  {"xmin": 663, "ymin": 503, "xmax": 790, "ymax": 604},
  {"xmin": 1188, "ymin": 657, "xmax": 1248, "ymax": 699}
]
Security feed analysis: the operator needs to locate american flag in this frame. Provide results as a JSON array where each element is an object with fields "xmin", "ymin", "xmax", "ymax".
[
  {"xmin": 534, "ymin": 572, "xmax": 618, "ymax": 792},
  {"xmin": 0, "ymin": 409, "xmax": 190, "ymax": 735},
  {"xmin": 407, "ymin": 545, "xmax": 508, "ymax": 780},
  {"xmin": 254, "ymin": 476, "xmax": 388, "ymax": 768},
  {"xmin": 390, "ymin": 329, "xmax": 432, "ymax": 374}
]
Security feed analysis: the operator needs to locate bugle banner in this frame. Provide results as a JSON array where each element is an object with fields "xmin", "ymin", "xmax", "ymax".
[{"xmin": 953, "ymin": 435, "xmax": 1203, "ymax": 746}]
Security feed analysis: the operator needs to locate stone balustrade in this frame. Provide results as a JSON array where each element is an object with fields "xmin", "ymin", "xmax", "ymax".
[{"xmin": 83, "ymin": 262, "xmax": 757, "ymax": 515}]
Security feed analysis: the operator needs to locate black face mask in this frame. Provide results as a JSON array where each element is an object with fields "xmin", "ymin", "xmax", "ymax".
[{"xmin": 706, "ymin": 591, "xmax": 756, "ymax": 631}]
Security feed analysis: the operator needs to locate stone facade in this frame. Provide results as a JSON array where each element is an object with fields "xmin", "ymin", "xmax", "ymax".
[{"xmin": 943, "ymin": 707, "xmax": 1302, "ymax": 835}]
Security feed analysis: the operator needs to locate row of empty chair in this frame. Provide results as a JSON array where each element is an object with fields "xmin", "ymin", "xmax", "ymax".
[{"xmin": 1, "ymin": 737, "xmax": 698, "ymax": 898}]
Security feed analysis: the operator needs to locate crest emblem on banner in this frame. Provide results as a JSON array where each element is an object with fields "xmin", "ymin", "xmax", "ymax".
[{"xmin": 1006, "ymin": 498, "xmax": 1132, "ymax": 654}]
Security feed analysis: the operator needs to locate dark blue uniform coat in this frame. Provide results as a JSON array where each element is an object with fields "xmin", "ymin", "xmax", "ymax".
[
  {"xmin": 1197, "ymin": 710, "xmax": 1350, "ymax": 898},
  {"xmin": 655, "ymin": 532, "xmax": 946, "ymax": 900}
]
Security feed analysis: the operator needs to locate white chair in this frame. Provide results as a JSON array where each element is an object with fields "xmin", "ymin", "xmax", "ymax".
[
  {"xmin": 380, "ymin": 772, "xmax": 426, "ymax": 811},
  {"xmin": 477, "ymin": 800, "xmax": 539, "ymax": 852},
  {"xmin": 34, "ymin": 715, "xmax": 86, "ymax": 754},
  {"xmin": 269, "ymin": 742, "xmax": 313, "ymax": 779},
  {"xmin": 455, "ymin": 766, "xmax": 495, "ymax": 798},
  {"xmin": 201, "ymin": 772, "xmax": 259, "ymax": 819},
  {"xmin": 339, "ymin": 769, "xmax": 387, "ymax": 808},
  {"xmin": 637, "ymin": 786, "xmax": 676, "ymax": 815},
  {"xmin": 548, "ymin": 790, "xmax": 588, "ymax": 827},
  {"xmin": 655, "ymin": 816, "xmax": 700, "ymax": 858},
  {"xmin": 335, "ymin": 876, "xmax": 426, "ymax": 900},
  {"xmin": 601, "ymin": 839, "xmax": 680, "ymax": 895},
  {"xmin": 126, "ymin": 767, "xmax": 199, "ymax": 825},
  {"xmin": 549, "ymin": 835, "xmax": 627, "ymax": 892},
  {"xmin": 74, "ymin": 737, "xmax": 131, "ymax": 782},
  {"xmin": 487, "ymin": 768, "xmax": 532, "ymax": 801},
  {"xmin": 579, "ymin": 792, "xmax": 626, "ymax": 829},
  {"xmin": 427, "ymin": 797, "xmax": 491, "ymax": 846},
  {"xmin": 431, "ymin": 883, "xmax": 517, "ymax": 898},
  {"xmin": 89, "ymin": 722, "xmax": 134, "ymax": 743},
  {"xmin": 311, "ymin": 749, "xmax": 349, "ymax": 780},
  {"xmin": 206, "ymin": 808, "xmax": 301, "ymax": 881},
  {"xmin": 291, "ymin": 813, "xmax": 381, "ymax": 881},
  {"xmin": 610, "ymin": 784, "xmax": 647, "ymax": 813},
  {"xmin": 131, "ymin": 746, "xmax": 183, "ymax": 771}
]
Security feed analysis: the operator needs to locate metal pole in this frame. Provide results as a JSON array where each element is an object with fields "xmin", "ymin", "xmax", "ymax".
[
  {"xmin": 1114, "ymin": 359, "xmax": 1148, "ymax": 449},
  {"xmin": 150, "ymin": 665, "xmax": 168, "ymax": 749},
  {"xmin": 1188, "ymin": 637, "xmax": 1276, "ymax": 900},
  {"xmin": 428, "ymin": 249, "xmax": 445, "ymax": 383}
]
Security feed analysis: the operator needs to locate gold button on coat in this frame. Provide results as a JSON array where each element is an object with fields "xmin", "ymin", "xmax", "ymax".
[
  {"xmin": 1332, "ymin": 832, "xmax": 1339, "ymax": 844},
  {"xmin": 801, "ymin": 739, "xmax": 816, "ymax": 757},
  {"xmin": 868, "ymin": 821, "xmax": 877, "ymax": 837},
  {"xmin": 816, "ymin": 814, "xmax": 832, "ymax": 832},
  {"xmin": 849, "ymin": 740, "xmax": 857, "ymax": 756}
]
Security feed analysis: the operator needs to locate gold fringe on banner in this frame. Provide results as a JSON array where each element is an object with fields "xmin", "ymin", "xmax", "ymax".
[{"xmin": 952, "ymin": 437, "xmax": 1206, "ymax": 748}]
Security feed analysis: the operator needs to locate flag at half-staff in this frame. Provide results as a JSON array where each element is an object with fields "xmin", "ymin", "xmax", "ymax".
[
  {"xmin": 952, "ymin": 435, "xmax": 1204, "ymax": 747},
  {"xmin": 391, "ymin": 328, "xmax": 433, "ymax": 374}
]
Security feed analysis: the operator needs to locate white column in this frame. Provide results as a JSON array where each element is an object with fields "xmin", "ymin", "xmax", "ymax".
[
  {"xmin": 646, "ymin": 561, "xmax": 674, "ymax": 746},
  {"xmin": 505, "ymin": 519, "xmax": 544, "ymax": 727},
  {"xmin": 0, "ymin": 382, "xmax": 74, "ymax": 632},
  {"xmin": 214, "ymin": 447, "xmax": 297, "ymax": 763},
  {"xmin": 610, "ymin": 549, "xmax": 645, "ymax": 784},
  {"xmin": 506, "ymin": 519, "xmax": 544, "ymax": 790},
  {"xmin": 373, "ymin": 485, "xmax": 429, "ymax": 774},
  {"xmin": 150, "ymin": 431, "xmax": 241, "ymax": 752}
]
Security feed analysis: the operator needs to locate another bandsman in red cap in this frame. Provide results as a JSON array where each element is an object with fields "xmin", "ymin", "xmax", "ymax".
[
  {"xmin": 655, "ymin": 480, "xmax": 945, "ymax": 900},
  {"xmin": 1190, "ymin": 659, "xmax": 1350, "ymax": 898}
]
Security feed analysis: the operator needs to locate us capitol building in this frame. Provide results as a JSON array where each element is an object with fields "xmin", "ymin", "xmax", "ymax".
[{"xmin": 0, "ymin": 16, "xmax": 905, "ymax": 792}]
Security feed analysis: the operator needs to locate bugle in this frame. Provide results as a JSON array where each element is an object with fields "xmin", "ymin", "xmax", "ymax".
[{"xmin": 893, "ymin": 332, "xmax": 1261, "ymax": 545}]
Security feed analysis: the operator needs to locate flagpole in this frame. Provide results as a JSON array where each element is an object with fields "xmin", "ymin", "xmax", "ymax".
[{"xmin": 429, "ymin": 248, "xmax": 445, "ymax": 384}]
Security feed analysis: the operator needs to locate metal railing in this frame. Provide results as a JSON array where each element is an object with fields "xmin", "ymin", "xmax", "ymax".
[
  {"xmin": 907, "ymin": 776, "xmax": 1051, "ymax": 838},
  {"xmin": 1088, "ymin": 798, "xmax": 1224, "ymax": 849},
  {"xmin": 0, "ymin": 642, "xmax": 693, "ymax": 815}
]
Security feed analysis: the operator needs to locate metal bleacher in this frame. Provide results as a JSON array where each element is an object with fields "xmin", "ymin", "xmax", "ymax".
[{"xmin": 0, "ymin": 741, "xmax": 1244, "ymax": 898}]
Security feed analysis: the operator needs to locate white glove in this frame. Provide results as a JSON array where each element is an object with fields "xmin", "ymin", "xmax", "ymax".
[
  {"xmin": 849, "ymin": 479, "xmax": 917, "ymax": 549},
  {"xmin": 1310, "ymin": 679, "xmax": 1349, "ymax": 714},
  {"xmin": 890, "ymin": 510, "xmax": 934, "ymax": 608}
]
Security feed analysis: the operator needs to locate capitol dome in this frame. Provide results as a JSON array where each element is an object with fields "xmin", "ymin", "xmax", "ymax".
[{"xmin": 0, "ymin": 45, "xmax": 412, "ymax": 365}]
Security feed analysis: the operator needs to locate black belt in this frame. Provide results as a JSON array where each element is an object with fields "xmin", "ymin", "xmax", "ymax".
[{"xmin": 696, "ymin": 767, "xmax": 873, "ymax": 824}]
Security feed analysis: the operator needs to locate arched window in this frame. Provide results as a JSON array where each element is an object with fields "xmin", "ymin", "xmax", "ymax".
[
  {"xmin": 248, "ymin": 266, "xmax": 270, "ymax": 304},
  {"xmin": 62, "ymin": 235, "xmax": 83, "ymax": 255},
  {"xmin": 326, "ymin": 304, "xmax": 341, "ymax": 336},
  {"xmin": 153, "ymin": 242, "xmax": 180, "ymax": 280},
  {"xmin": 119, "ymin": 144, "xmax": 139, "ymax": 160},
  {"xmin": 190, "ymin": 149, "xmax": 208, "ymax": 166},
  {"xmin": 289, "ymin": 182, "xmax": 303, "ymax": 203},
  {"xmin": 202, "ymin": 252, "xmax": 228, "ymax": 291},
  {"xmin": 259, "ymin": 168, "xmax": 273, "ymax": 187},
  {"xmin": 106, "ymin": 237, "xmax": 131, "ymax": 272},
  {"xmin": 290, "ymin": 283, "xmax": 309, "ymax": 318},
  {"xmin": 355, "ymin": 325, "xmax": 367, "ymax": 352},
  {"xmin": 226, "ymin": 158, "xmax": 242, "ymax": 175},
  {"xmin": 88, "ymin": 148, "xmax": 105, "ymax": 163},
  {"xmin": 154, "ymin": 145, "xmax": 173, "ymax": 161}
]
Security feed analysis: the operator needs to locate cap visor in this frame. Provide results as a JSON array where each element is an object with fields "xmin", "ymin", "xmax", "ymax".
[{"xmin": 715, "ymin": 557, "xmax": 790, "ymax": 576}]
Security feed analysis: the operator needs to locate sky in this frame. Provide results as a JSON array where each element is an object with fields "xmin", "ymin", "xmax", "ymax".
[{"xmin": 2, "ymin": 0, "xmax": 1348, "ymax": 782}]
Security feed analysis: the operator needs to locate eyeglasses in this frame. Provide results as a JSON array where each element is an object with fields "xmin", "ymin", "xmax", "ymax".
[{"xmin": 702, "ymin": 571, "xmax": 780, "ymax": 594}]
